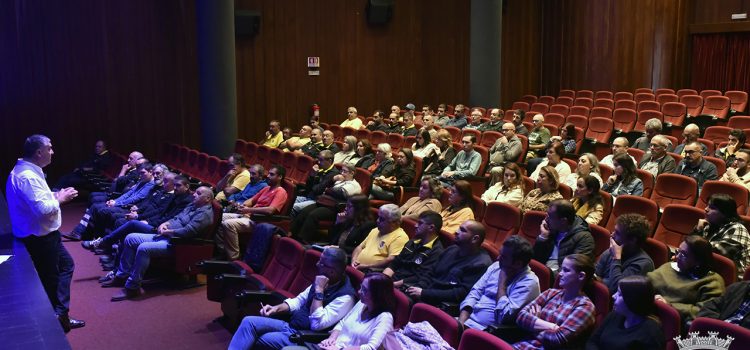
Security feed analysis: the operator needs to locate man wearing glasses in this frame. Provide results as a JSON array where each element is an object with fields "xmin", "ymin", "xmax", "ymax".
[
  {"xmin": 488, "ymin": 122, "xmax": 523, "ymax": 186},
  {"xmin": 720, "ymin": 150, "xmax": 750, "ymax": 191},
  {"xmin": 638, "ymin": 134, "xmax": 677, "ymax": 177},
  {"xmin": 478, "ymin": 108, "xmax": 504, "ymax": 132},
  {"xmin": 676, "ymin": 141, "xmax": 718, "ymax": 191}
]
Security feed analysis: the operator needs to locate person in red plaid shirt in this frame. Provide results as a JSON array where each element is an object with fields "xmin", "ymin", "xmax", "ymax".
[{"xmin": 513, "ymin": 254, "xmax": 596, "ymax": 350}]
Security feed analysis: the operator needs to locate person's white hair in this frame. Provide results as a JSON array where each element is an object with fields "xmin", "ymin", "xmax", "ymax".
[
  {"xmin": 377, "ymin": 143, "xmax": 393, "ymax": 159},
  {"xmin": 379, "ymin": 204, "xmax": 401, "ymax": 223},
  {"xmin": 645, "ymin": 118, "xmax": 663, "ymax": 131},
  {"xmin": 651, "ymin": 134, "xmax": 672, "ymax": 149}
]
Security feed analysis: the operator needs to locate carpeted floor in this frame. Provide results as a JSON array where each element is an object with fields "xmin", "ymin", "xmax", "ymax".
[{"xmin": 60, "ymin": 202, "xmax": 232, "ymax": 349}]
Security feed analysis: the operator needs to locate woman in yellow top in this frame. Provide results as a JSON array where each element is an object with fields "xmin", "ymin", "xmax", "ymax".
[
  {"xmin": 440, "ymin": 180, "xmax": 475, "ymax": 233},
  {"xmin": 571, "ymin": 174, "xmax": 605, "ymax": 225}
]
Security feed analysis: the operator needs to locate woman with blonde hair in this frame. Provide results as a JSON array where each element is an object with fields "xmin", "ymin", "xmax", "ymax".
[
  {"xmin": 399, "ymin": 175, "xmax": 443, "ymax": 219},
  {"xmin": 480, "ymin": 162, "xmax": 524, "ymax": 207},
  {"xmin": 565, "ymin": 153, "xmax": 603, "ymax": 188},
  {"xmin": 422, "ymin": 129, "xmax": 456, "ymax": 178},
  {"xmin": 519, "ymin": 166, "xmax": 563, "ymax": 213}
]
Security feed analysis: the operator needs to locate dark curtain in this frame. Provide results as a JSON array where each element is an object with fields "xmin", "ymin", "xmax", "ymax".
[{"xmin": 691, "ymin": 32, "xmax": 750, "ymax": 93}]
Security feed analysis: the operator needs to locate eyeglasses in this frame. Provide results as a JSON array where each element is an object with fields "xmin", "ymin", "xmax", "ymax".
[
  {"xmin": 532, "ymin": 120, "xmax": 543, "ymax": 123},
  {"xmin": 501, "ymin": 129, "xmax": 514, "ymax": 132},
  {"xmin": 684, "ymin": 150, "xmax": 698, "ymax": 155},
  {"xmin": 649, "ymin": 143, "xmax": 663, "ymax": 149}
]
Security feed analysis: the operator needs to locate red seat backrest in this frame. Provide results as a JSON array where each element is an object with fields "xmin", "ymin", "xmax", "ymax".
[
  {"xmin": 650, "ymin": 174, "xmax": 698, "ymax": 208},
  {"xmin": 482, "ymin": 202, "xmax": 521, "ymax": 247},
  {"xmin": 653, "ymin": 204, "xmax": 705, "ymax": 248}
]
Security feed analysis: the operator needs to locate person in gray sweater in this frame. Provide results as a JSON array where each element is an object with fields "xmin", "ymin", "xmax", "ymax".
[{"xmin": 595, "ymin": 213, "xmax": 655, "ymax": 294}]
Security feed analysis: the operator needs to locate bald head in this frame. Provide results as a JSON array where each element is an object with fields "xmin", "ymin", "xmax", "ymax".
[{"xmin": 683, "ymin": 123, "xmax": 700, "ymax": 142}]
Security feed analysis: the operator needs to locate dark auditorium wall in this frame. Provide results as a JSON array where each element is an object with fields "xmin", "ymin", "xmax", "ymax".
[
  {"xmin": 538, "ymin": 0, "xmax": 691, "ymax": 95},
  {"xmin": 234, "ymin": 0, "xmax": 471, "ymax": 142},
  {"xmin": 0, "ymin": 1, "xmax": 200, "ymax": 181}
]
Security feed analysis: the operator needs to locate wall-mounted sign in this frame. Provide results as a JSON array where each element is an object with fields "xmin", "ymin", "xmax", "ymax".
[{"xmin": 308, "ymin": 57, "xmax": 320, "ymax": 76}]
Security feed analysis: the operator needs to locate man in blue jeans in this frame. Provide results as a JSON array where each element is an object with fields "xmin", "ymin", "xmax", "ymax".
[
  {"xmin": 101, "ymin": 186, "xmax": 214, "ymax": 301},
  {"xmin": 228, "ymin": 247, "xmax": 357, "ymax": 350},
  {"xmin": 6, "ymin": 134, "xmax": 85, "ymax": 332}
]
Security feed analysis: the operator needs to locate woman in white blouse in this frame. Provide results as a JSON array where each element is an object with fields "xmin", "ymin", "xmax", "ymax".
[
  {"xmin": 481, "ymin": 162, "xmax": 525, "ymax": 207},
  {"xmin": 317, "ymin": 273, "xmax": 395, "ymax": 350},
  {"xmin": 529, "ymin": 143, "xmax": 571, "ymax": 184},
  {"xmin": 564, "ymin": 153, "xmax": 603, "ymax": 189},
  {"xmin": 411, "ymin": 128, "xmax": 440, "ymax": 159}
]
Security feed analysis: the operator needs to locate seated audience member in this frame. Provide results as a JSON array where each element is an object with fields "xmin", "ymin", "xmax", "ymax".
[
  {"xmin": 82, "ymin": 175, "xmax": 193, "ymax": 252},
  {"xmin": 370, "ymin": 149, "xmax": 415, "ymax": 201},
  {"xmin": 382, "ymin": 113, "xmax": 403, "ymax": 134},
  {"xmin": 676, "ymin": 141, "xmax": 718, "ymax": 191},
  {"xmin": 440, "ymin": 180, "xmax": 475, "ymax": 233},
  {"xmin": 639, "ymin": 134, "xmax": 676, "ymax": 176},
  {"xmin": 534, "ymin": 199, "xmax": 595, "ymax": 273},
  {"xmin": 333, "ymin": 136, "xmax": 358, "ymax": 166},
  {"xmin": 315, "ymin": 273, "xmax": 395, "ymax": 350},
  {"xmin": 282, "ymin": 127, "xmax": 293, "ymax": 141},
  {"xmin": 399, "ymin": 176, "xmax": 443, "ymax": 220},
  {"xmin": 632, "ymin": 118, "xmax": 665, "ymax": 152},
  {"xmin": 693, "ymin": 193, "xmax": 750, "ymax": 278},
  {"xmin": 674, "ymin": 123, "xmax": 708, "ymax": 156},
  {"xmin": 419, "ymin": 104, "xmax": 434, "ymax": 120},
  {"xmin": 512, "ymin": 109, "xmax": 530, "ymax": 136},
  {"xmin": 715, "ymin": 128, "xmax": 747, "ymax": 166},
  {"xmin": 215, "ymin": 165, "xmax": 288, "ymax": 260},
  {"xmin": 279, "ymin": 125, "xmax": 312, "ymax": 152},
  {"xmin": 463, "ymin": 108, "xmax": 484, "ymax": 130},
  {"xmin": 565, "ymin": 153, "xmax": 603, "ymax": 189},
  {"xmin": 215, "ymin": 154, "xmax": 251, "ymax": 201},
  {"xmin": 309, "ymin": 115, "xmax": 320, "ymax": 129},
  {"xmin": 226, "ymin": 164, "xmax": 268, "ymax": 204},
  {"xmin": 319, "ymin": 130, "xmax": 340, "ymax": 155},
  {"xmin": 529, "ymin": 143, "xmax": 572, "ymax": 184},
  {"xmin": 63, "ymin": 162, "xmax": 156, "ymax": 241},
  {"xmin": 340, "ymin": 106, "xmax": 363, "ymax": 129},
  {"xmin": 525, "ymin": 114, "xmax": 551, "ymax": 161},
  {"xmin": 291, "ymin": 164, "xmax": 361, "ymax": 243},
  {"xmin": 365, "ymin": 109, "xmax": 387, "ymax": 131},
  {"xmin": 401, "ymin": 112, "xmax": 418, "ymax": 137},
  {"xmin": 365, "ymin": 110, "xmax": 388, "ymax": 132},
  {"xmin": 105, "ymin": 151, "xmax": 145, "ymax": 196},
  {"xmin": 420, "ymin": 114, "xmax": 438, "ymax": 140},
  {"xmin": 261, "ymin": 120, "xmax": 284, "ymax": 148},
  {"xmin": 411, "ymin": 128, "xmax": 440, "ymax": 159},
  {"xmin": 422, "ymin": 129, "xmax": 456, "ymax": 179},
  {"xmin": 228, "ymin": 247, "xmax": 357, "ymax": 350},
  {"xmin": 293, "ymin": 150, "xmax": 340, "ymax": 214},
  {"xmin": 698, "ymin": 279, "xmax": 750, "ymax": 329},
  {"xmin": 595, "ymin": 214, "xmax": 655, "ymax": 294},
  {"xmin": 599, "ymin": 137, "xmax": 636, "ymax": 168},
  {"xmin": 350, "ymin": 204, "xmax": 409, "ymax": 272},
  {"xmin": 352, "ymin": 139, "xmax": 374, "ymax": 168},
  {"xmin": 54, "ymin": 139, "xmax": 113, "ymax": 192},
  {"xmin": 720, "ymin": 149, "xmax": 750, "ymax": 191},
  {"xmin": 326, "ymin": 195, "xmax": 377, "ymax": 254},
  {"xmin": 434, "ymin": 104, "xmax": 451, "ymax": 126},
  {"xmin": 439, "ymin": 135, "xmax": 481, "ymax": 184},
  {"xmin": 513, "ymin": 254, "xmax": 596, "ymax": 350},
  {"xmin": 551, "ymin": 122, "xmax": 577, "ymax": 154},
  {"xmin": 365, "ymin": 143, "xmax": 395, "ymax": 181},
  {"xmin": 571, "ymin": 175, "xmax": 605, "ymax": 225},
  {"xmin": 298, "ymin": 127, "xmax": 325, "ymax": 158},
  {"xmin": 487, "ymin": 122, "xmax": 523, "ymax": 186},
  {"xmin": 603, "ymin": 153, "xmax": 644, "ymax": 198},
  {"xmin": 405, "ymin": 220, "xmax": 493, "ymax": 305},
  {"xmin": 481, "ymin": 162, "xmax": 524, "ymax": 206},
  {"xmin": 477, "ymin": 108, "xmax": 503, "ymax": 132},
  {"xmin": 390, "ymin": 105, "xmax": 401, "ymax": 118},
  {"xmin": 648, "ymin": 236, "xmax": 725, "ymax": 324},
  {"xmin": 444, "ymin": 104, "xmax": 468, "ymax": 128},
  {"xmin": 586, "ymin": 276, "xmax": 665, "ymax": 350},
  {"xmin": 102, "ymin": 186, "xmax": 215, "ymax": 301},
  {"xmin": 459, "ymin": 236, "xmax": 540, "ymax": 330},
  {"xmin": 384, "ymin": 211, "xmax": 445, "ymax": 289},
  {"xmin": 518, "ymin": 166, "xmax": 563, "ymax": 214}
]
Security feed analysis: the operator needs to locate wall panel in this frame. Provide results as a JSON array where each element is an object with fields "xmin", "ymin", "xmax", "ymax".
[
  {"xmin": 0, "ymin": 1, "xmax": 200, "ymax": 181},
  {"xmin": 234, "ymin": 0, "xmax": 470, "ymax": 142}
]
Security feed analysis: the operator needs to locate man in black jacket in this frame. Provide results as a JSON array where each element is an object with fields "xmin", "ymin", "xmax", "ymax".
[
  {"xmin": 534, "ymin": 199, "xmax": 595, "ymax": 274},
  {"xmin": 384, "ymin": 210, "xmax": 445, "ymax": 289},
  {"xmin": 698, "ymin": 280, "xmax": 750, "ymax": 329},
  {"xmin": 291, "ymin": 150, "xmax": 340, "ymax": 215},
  {"xmin": 405, "ymin": 220, "xmax": 492, "ymax": 306},
  {"xmin": 54, "ymin": 140, "xmax": 113, "ymax": 191}
]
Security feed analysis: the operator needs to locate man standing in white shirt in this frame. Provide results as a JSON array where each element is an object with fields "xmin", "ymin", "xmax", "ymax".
[{"xmin": 5, "ymin": 134, "xmax": 84, "ymax": 333}]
